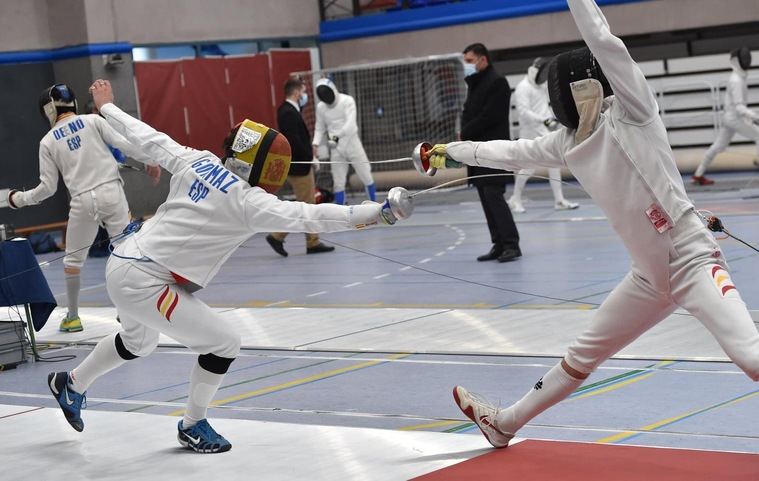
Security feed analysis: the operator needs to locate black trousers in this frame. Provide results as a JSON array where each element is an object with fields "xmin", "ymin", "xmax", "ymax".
[{"xmin": 476, "ymin": 184, "xmax": 520, "ymax": 250}]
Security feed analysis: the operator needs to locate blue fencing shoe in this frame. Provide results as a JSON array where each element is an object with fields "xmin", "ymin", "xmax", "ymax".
[
  {"xmin": 47, "ymin": 372, "xmax": 86, "ymax": 432},
  {"xmin": 177, "ymin": 419, "xmax": 232, "ymax": 453}
]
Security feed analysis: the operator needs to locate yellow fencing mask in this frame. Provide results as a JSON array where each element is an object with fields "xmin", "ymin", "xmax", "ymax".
[{"xmin": 222, "ymin": 119, "xmax": 291, "ymax": 194}]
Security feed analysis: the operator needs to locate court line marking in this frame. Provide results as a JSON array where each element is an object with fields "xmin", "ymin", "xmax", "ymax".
[
  {"xmin": 166, "ymin": 353, "xmax": 410, "ymax": 416},
  {"xmin": 596, "ymin": 388, "xmax": 759, "ymax": 444}
]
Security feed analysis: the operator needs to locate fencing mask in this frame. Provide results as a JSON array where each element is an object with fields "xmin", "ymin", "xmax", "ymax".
[
  {"xmin": 315, "ymin": 78, "xmax": 338, "ymax": 105},
  {"xmin": 527, "ymin": 57, "xmax": 550, "ymax": 85},
  {"xmin": 546, "ymin": 47, "xmax": 613, "ymax": 130},
  {"xmin": 222, "ymin": 119, "xmax": 291, "ymax": 194},
  {"xmin": 730, "ymin": 47, "xmax": 752, "ymax": 71},
  {"xmin": 39, "ymin": 84, "xmax": 78, "ymax": 127}
]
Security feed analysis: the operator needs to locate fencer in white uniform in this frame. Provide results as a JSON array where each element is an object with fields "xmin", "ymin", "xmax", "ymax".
[
  {"xmin": 429, "ymin": 0, "xmax": 759, "ymax": 449},
  {"xmin": 46, "ymin": 79, "xmax": 405, "ymax": 454},
  {"xmin": 7, "ymin": 84, "xmax": 159, "ymax": 333},
  {"xmin": 312, "ymin": 78, "xmax": 376, "ymax": 205},
  {"xmin": 693, "ymin": 47, "xmax": 759, "ymax": 185},
  {"xmin": 509, "ymin": 58, "xmax": 579, "ymax": 213}
]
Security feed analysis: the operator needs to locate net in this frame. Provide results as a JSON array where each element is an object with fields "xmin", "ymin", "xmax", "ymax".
[{"xmin": 293, "ymin": 54, "xmax": 466, "ymax": 176}]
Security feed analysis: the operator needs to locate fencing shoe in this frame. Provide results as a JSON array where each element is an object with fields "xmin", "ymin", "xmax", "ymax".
[
  {"xmin": 691, "ymin": 175, "xmax": 714, "ymax": 186},
  {"xmin": 59, "ymin": 314, "xmax": 83, "ymax": 333},
  {"xmin": 555, "ymin": 200, "xmax": 579, "ymax": 210},
  {"xmin": 178, "ymin": 419, "xmax": 232, "ymax": 453},
  {"xmin": 453, "ymin": 386, "xmax": 513, "ymax": 448},
  {"xmin": 507, "ymin": 197, "xmax": 526, "ymax": 213},
  {"xmin": 48, "ymin": 372, "xmax": 86, "ymax": 432}
]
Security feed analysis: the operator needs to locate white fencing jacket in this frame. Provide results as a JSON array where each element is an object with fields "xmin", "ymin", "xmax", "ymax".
[
  {"xmin": 723, "ymin": 66, "xmax": 758, "ymax": 122},
  {"xmin": 100, "ymin": 103, "xmax": 383, "ymax": 288},
  {"xmin": 514, "ymin": 76, "xmax": 553, "ymax": 140},
  {"xmin": 14, "ymin": 113, "xmax": 145, "ymax": 208},
  {"xmin": 445, "ymin": 0, "xmax": 694, "ymax": 291}
]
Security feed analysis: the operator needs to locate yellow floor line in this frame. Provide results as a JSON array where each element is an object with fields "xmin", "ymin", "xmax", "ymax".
[
  {"xmin": 397, "ymin": 420, "xmax": 462, "ymax": 431},
  {"xmin": 596, "ymin": 390, "xmax": 759, "ymax": 444},
  {"xmin": 569, "ymin": 372, "xmax": 656, "ymax": 402},
  {"xmin": 167, "ymin": 353, "xmax": 409, "ymax": 417}
]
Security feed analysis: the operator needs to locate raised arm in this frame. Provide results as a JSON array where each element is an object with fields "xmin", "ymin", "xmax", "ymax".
[
  {"xmin": 9, "ymin": 144, "xmax": 60, "ymax": 208},
  {"xmin": 441, "ymin": 128, "xmax": 569, "ymax": 172},
  {"xmin": 90, "ymin": 79, "xmax": 192, "ymax": 175},
  {"xmin": 92, "ymin": 114, "xmax": 157, "ymax": 167},
  {"xmin": 567, "ymin": 0, "xmax": 658, "ymax": 123}
]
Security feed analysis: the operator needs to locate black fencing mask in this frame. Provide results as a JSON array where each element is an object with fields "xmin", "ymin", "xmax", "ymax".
[{"xmin": 546, "ymin": 47, "xmax": 613, "ymax": 129}]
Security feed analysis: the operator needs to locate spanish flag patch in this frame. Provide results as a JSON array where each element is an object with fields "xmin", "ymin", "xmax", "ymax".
[
  {"xmin": 156, "ymin": 285, "xmax": 179, "ymax": 322},
  {"xmin": 709, "ymin": 265, "xmax": 737, "ymax": 298}
]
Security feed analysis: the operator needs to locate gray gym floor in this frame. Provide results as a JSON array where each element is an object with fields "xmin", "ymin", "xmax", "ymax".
[{"xmin": 2, "ymin": 171, "xmax": 758, "ymax": 479}]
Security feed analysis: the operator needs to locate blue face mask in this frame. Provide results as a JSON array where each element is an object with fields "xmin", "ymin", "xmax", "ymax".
[
  {"xmin": 298, "ymin": 92, "xmax": 308, "ymax": 107},
  {"xmin": 463, "ymin": 62, "xmax": 478, "ymax": 78}
]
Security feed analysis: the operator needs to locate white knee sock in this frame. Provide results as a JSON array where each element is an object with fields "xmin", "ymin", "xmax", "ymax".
[
  {"xmin": 70, "ymin": 333, "xmax": 126, "ymax": 393},
  {"xmin": 549, "ymin": 168, "xmax": 564, "ymax": 203},
  {"xmin": 65, "ymin": 272, "xmax": 81, "ymax": 318},
  {"xmin": 512, "ymin": 170, "xmax": 529, "ymax": 201},
  {"xmin": 495, "ymin": 363, "xmax": 583, "ymax": 434},
  {"xmin": 183, "ymin": 362, "xmax": 225, "ymax": 428}
]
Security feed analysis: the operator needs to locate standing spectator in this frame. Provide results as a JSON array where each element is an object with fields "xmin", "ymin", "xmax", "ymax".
[
  {"xmin": 266, "ymin": 78, "xmax": 335, "ymax": 256},
  {"xmin": 509, "ymin": 58, "xmax": 579, "ymax": 213},
  {"xmin": 461, "ymin": 43, "xmax": 521, "ymax": 262},
  {"xmin": 312, "ymin": 78, "xmax": 376, "ymax": 206}
]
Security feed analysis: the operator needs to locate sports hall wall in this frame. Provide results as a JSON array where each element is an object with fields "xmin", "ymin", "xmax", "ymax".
[
  {"xmin": 0, "ymin": 0, "xmax": 319, "ymax": 228},
  {"xmin": 320, "ymin": 0, "xmax": 759, "ymax": 67},
  {"xmin": 1, "ymin": 0, "xmax": 757, "ymax": 229}
]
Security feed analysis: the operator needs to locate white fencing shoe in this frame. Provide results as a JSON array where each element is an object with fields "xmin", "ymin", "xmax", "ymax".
[
  {"xmin": 555, "ymin": 200, "xmax": 579, "ymax": 210},
  {"xmin": 452, "ymin": 386, "xmax": 513, "ymax": 448}
]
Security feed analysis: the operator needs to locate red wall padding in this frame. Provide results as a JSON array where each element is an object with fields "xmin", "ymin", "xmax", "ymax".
[
  {"xmin": 269, "ymin": 50, "xmax": 313, "ymax": 109},
  {"xmin": 225, "ymin": 55, "xmax": 275, "ymax": 129},
  {"xmin": 134, "ymin": 61, "xmax": 189, "ymax": 145},
  {"xmin": 181, "ymin": 57, "xmax": 230, "ymax": 156},
  {"xmin": 133, "ymin": 51, "xmax": 312, "ymax": 153}
]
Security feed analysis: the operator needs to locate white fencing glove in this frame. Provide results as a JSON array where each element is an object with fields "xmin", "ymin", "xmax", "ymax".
[{"xmin": 327, "ymin": 136, "xmax": 339, "ymax": 150}]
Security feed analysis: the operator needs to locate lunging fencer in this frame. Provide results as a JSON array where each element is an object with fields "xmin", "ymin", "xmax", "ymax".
[
  {"xmin": 509, "ymin": 57, "xmax": 579, "ymax": 213},
  {"xmin": 7, "ymin": 84, "xmax": 160, "ymax": 333},
  {"xmin": 693, "ymin": 46, "xmax": 759, "ymax": 185},
  {"xmin": 427, "ymin": 0, "xmax": 759, "ymax": 448},
  {"xmin": 312, "ymin": 78, "xmax": 376, "ymax": 205},
  {"xmin": 47, "ymin": 79, "xmax": 410, "ymax": 454}
]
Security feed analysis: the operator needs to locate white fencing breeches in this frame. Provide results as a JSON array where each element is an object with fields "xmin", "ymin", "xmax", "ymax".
[
  {"xmin": 697, "ymin": 116, "xmax": 759, "ymax": 176},
  {"xmin": 64, "ymin": 181, "xmax": 130, "ymax": 269},
  {"xmin": 330, "ymin": 137, "xmax": 374, "ymax": 192},
  {"xmin": 565, "ymin": 211, "xmax": 759, "ymax": 381},
  {"xmin": 105, "ymin": 237, "xmax": 241, "ymax": 359}
]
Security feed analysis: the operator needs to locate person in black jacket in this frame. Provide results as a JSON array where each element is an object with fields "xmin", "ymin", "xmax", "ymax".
[
  {"xmin": 461, "ymin": 43, "xmax": 521, "ymax": 263},
  {"xmin": 266, "ymin": 78, "xmax": 334, "ymax": 256}
]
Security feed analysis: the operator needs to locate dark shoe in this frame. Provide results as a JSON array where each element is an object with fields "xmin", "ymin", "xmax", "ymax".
[
  {"xmin": 498, "ymin": 248, "xmax": 522, "ymax": 263},
  {"xmin": 477, "ymin": 246, "xmax": 503, "ymax": 262},
  {"xmin": 306, "ymin": 242, "xmax": 335, "ymax": 254},
  {"xmin": 265, "ymin": 235, "xmax": 288, "ymax": 257},
  {"xmin": 48, "ymin": 372, "xmax": 86, "ymax": 432}
]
